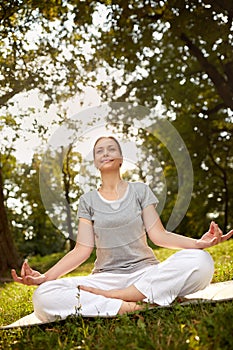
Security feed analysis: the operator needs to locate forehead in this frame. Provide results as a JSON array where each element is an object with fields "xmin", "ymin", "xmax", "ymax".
[{"xmin": 95, "ymin": 138, "xmax": 118, "ymax": 149}]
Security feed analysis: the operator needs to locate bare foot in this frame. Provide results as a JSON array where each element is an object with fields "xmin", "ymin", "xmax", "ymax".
[
  {"xmin": 78, "ymin": 285, "xmax": 158, "ymax": 315},
  {"xmin": 118, "ymin": 301, "xmax": 144, "ymax": 314},
  {"xmin": 118, "ymin": 301, "xmax": 157, "ymax": 315}
]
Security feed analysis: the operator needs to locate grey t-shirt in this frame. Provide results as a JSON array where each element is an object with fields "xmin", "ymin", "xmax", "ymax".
[{"xmin": 78, "ymin": 182, "xmax": 159, "ymax": 274}]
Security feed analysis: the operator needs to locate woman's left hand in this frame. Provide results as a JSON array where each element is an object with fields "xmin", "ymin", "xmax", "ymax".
[
  {"xmin": 196, "ymin": 221, "xmax": 233, "ymax": 249},
  {"xmin": 11, "ymin": 260, "xmax": 46, "ymax": 285}
]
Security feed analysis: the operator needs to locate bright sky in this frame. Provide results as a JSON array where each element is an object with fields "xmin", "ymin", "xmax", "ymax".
[
  {"xmin": 3, "ymin": 86, "xmax": 102, "ymax": 163},
  {"xmin": 1, "ymin": 2, "xmax": 110, "ymax": 164}
]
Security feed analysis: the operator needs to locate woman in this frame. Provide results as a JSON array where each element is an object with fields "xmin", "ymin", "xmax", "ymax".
[{"xmin": 12, "ymin": 136, "xmax": 233, "ymax": 321}]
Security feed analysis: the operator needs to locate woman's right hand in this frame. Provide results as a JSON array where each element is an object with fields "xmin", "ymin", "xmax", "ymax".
[{"xmin": 11, "ymin": 260, "xmax": 46, "ymax": 285}]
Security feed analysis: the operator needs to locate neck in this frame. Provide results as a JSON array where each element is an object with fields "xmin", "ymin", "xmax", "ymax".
[{"xmin": 100, "ymin": 172, "xmax": 122, "ymax": 191}]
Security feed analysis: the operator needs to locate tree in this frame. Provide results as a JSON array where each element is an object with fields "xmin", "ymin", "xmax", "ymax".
[
  {"xmin": 0, "ymin": 114, "xmax": 22, "ymax": 273},
  {"xmin": 1, "ymin": 0, "xmax": 232, "ymax": 275},
  {"xmin": 0, "ymin": 0, "xmax": 95, "ymax": 106},
  {"xmin": 61, "ymin": 145, "xmax": 83, "ymax": 250},
  {"xmin": 0, "ymin": 0, "xmax": 97, "ymax": 273},
  {"xmin": 9, "ymin": 156, "xmax": 67, "ymax": 257},
  {"xmin": 40, "ymin": 145, "xmax": 83, "ymax": 251},
  {"xmin": 0, "ymin": 153, "xmax": 20, "ymax": 274},
  {"xmin": 87, "ymin": 0, "xmax": 233, "ymax": 234}
]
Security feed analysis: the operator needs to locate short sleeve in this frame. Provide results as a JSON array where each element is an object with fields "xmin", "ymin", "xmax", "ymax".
[
  {"xmin": 78, "ymin": 195, "xmax": 92, "ymax": 221},
  {"xmin": 136, "ymin": 183, "xmax": 159, "ymax": 209}
]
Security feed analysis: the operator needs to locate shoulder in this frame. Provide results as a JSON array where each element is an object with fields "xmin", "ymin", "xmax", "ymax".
[
  {"xmin": 129, "ymin": 181, "xmax": 158, "ymax": 207},
  {"xmin": 79, "ymin": 189, "xmax": 97, "ymax": 204},
  {"xmin": 129, "ymin": 181, "xmax": 151, "ymax": 199},
  {"xmin": 129, "ymin": 181, "xmax": 149, "ymax": 192},
  {"xmin": 78, "ymin": 190, "xmax": 97, "ymax": 218}
]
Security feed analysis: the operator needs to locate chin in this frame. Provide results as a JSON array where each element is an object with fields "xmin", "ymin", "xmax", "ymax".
[{"xmin": 100, "ymin": 163, "xmax": 120, "ymax": 171}]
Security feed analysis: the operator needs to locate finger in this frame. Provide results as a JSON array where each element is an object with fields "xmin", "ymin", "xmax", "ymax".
[
  {"xmin": 23, "ymin": 276, "xmax": 35, "ymax": 286},
  {"xmin": 209, "ymin": 236, "xmax": 218, "ymax": 247},
  {"xmin": 210, "ymin": 236, "xmax": 218, "ymax": 245},
  {"xmin": 202, "ymin": 236, "xmax": 217, "ymax": 248},
  {"xmin": 20, "ymin": 275, "xmax": 35, "ymax": 286},
  {"xmin": 221, "ymin": 230, "xmax": 233, "ymax": 242},
  {"xmin": 213, "ymin": 223, "xmax": 222, "ymax": 242},
  {"xmin": 20, "ymin": 261, "xmax": 27, "ymax": 277},
  {"xmin": 24, "ymin": 260, "xmax": 33, "ymax": 275},
  {"xmin": 209, "ymin": 221, "xmax": 215, "ymax": 235},
  {"xmin": 213, "ymin": 222, "xmax": 220, "ymax": 235},
  {"xmin": 11, "ymin": 269, "xmax": 23, "ymax": 284}
]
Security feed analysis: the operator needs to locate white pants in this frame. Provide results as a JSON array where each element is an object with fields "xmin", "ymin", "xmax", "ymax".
[{"xmin": 33, "ymin": 249, "xmax": 214, "ymax": 322}]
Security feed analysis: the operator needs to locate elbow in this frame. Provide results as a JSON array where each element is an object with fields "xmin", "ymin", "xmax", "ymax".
[
  {"xmin": 74, "ymin": 243, "xmax": 94, "ymax": 260},
  {"xmin": 148, "ymin": 229, "xmax": 169, "ymax": 247},
  {"xmin": 84, "ymin": 246, "xmax": 94, "ymax": 259}
]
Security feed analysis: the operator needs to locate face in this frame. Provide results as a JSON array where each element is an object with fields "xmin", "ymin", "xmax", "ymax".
[{"xmin": 94, "ymin": 138, "xmax": 123, "ymax": 171}]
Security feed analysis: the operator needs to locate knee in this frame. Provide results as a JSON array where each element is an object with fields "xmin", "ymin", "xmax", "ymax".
[
  {"xmin": 178, "ymin": 249, "xmax": 214, "ymax": 281},
  {"xmin": 33, "ymin": 282, "xmax": 47, "ymax": 305},
  {"xmin": 195, "ymin": 249, "xmax": 214, "ymax": 269},
  {"xmin": 32, "ymin": 283, "xmax": 54, "ymax": 322},
  {"xmin": 190, "ymin": 249, "xmax": 214, "ymax": 282}
]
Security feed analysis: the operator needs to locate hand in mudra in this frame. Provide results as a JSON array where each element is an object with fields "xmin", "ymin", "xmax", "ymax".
[
  {"xmin": 11, "ymin": 260, "xmax": 46, "ymax": 285},
  {"xmin": 196, "ymin": 221, "xmax": 233, "ymax": 249}
]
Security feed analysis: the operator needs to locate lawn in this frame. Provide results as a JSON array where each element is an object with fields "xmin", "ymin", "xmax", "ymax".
[{"xmin": 0, "ymin": 241, "xmax": 233, "ymax": 350}]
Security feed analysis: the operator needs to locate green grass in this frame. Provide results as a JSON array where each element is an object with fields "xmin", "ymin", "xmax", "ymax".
[{"xmin": 0, "ymin": 240, "xmax": 233, "ymax": 350}]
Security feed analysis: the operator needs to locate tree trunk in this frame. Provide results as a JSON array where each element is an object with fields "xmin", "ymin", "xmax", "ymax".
[
  {"xmin": 65, "ymin": 198, "xmax": 76, "ymax": 250},
  {"xmin": 62, "ymin": 147, "xmax": 76, "ymax": 251},
  {"xmin": 0, "ymin": 166, "xmax": 20, "ymax": 275}
]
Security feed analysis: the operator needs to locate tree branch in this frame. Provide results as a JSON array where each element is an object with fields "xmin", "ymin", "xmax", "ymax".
[
  {"xmin": 180, "ymin": 33, "xmax": 233, "ymax": 109},
  {"xmin": 0, "ymin": 75, "xmax": 36, "ymax": 106}
]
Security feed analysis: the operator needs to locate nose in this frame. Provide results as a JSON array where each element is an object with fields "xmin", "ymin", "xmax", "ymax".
[{"xmin": 103, "ymin": 148, "xmax": 109, "ymax": 157}]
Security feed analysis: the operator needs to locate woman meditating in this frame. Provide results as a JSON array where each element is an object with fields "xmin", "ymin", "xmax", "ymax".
[{"xmin": 12, "ymin": 136, "xmax": 233, "ymax": 321}]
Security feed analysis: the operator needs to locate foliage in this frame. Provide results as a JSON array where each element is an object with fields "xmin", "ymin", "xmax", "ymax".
[
  {"xmin": 8, "ymin": 156, "xmax": 67, "ymax": 257},
  {"xmin": 88, "ymin": 0, "xmax": 233, "ymax": 235},
  {"xmin": 92, "ymin": 1, "xmax": 233, "ymax": 109},
  {"xmin": 1, "ymin": 0, "xmax": 232, "ymax": 270},
  {"xmin": 4, "ymin": 144, "xmax": 87, "ymax": 257},
  {"xmin": 0, "ymin": 0, "xmax": 96, "ymax": 107},
  {"xmin": 40, "ymin": 145, "xmax": 84, "ymax": 249},
  {"xmin": 0, "ymin": 0, "xmax": 98, "ymax": 271}
]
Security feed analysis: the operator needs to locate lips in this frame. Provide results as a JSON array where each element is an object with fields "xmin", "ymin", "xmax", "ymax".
[{"xmin": 101, "ymin": 158, "xmax": 114, "ymax": 163}]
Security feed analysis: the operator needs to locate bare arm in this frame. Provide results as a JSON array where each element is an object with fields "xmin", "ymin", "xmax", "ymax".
[
  {"xmin": 143, "ymin": 205, "xmax": 233, "ymax": 249},
  {"xmin": 44, "ymin": 243, "xmax": 93, "ymax": 280},
  {"xmin": 12, "ymin": 218, "xmax": 95, "ymax": 285}
]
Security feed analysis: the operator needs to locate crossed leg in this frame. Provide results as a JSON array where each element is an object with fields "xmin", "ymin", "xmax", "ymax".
[
  {"xmin": 79, "ymin": 284, "xmax": 152, "ymax": 314},
  {"xmin": 79, "ymin": 250, "xmax": 214, "ymax": 315}
]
